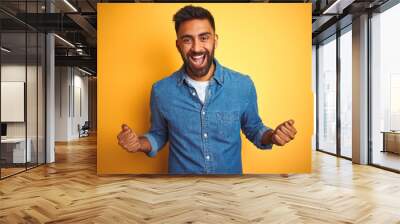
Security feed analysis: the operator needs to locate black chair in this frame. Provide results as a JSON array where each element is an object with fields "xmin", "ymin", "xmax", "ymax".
[{"xmin": 78, "ymin": 121, "xmax": 90, "ymax": 138}]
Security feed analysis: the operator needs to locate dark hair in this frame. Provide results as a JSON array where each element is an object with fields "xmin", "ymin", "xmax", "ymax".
[{"xmin": 173, "ymin": 5, "xmax": 215, "ymax": 33}]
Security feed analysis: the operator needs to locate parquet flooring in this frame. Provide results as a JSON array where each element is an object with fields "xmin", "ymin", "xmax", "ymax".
[{"xmin": 1, "ymin": 135, "xmax": 400, "ymax": 223}]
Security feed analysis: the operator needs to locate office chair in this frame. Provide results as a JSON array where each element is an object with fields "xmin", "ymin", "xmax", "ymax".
[{"xmin": 79, "ymin": 121, "xmax": 90, "ymax": 138}]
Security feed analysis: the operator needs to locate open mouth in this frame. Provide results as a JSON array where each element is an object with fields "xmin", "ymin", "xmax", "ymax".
[{"xmin": 188, "ymin": 53, "xmax": 206, "ymax": 68}]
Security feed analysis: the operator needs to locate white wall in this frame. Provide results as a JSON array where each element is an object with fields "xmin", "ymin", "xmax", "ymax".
[
  {"xmin": 54, "ymin": 67, "xmax": 89, "ymax": 141},
  {"xmin": 1, "ymin": 63, "xmax": 46, "ymax": 164},
  {"xmin": 72, "ymin": 72, "xmax": 89, "ymax": 138},
  {"xmin": 1, "ymin": 64, "xmax": 40, "ymax": 138},
  {"xmin": 55, "ymin": 66, "xmax": 70, "ymax": 141}
]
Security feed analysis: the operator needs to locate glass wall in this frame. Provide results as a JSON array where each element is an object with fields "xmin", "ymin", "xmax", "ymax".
[
  {"xmin": 317, "ymin": 35, "xmax": 337, "ymax": 154},
  {"xmin": 0, "ymin": 1, "xmax": 46, "ymax": 179},
  {"xmin": 1, "ymin": 31, "xmax": 28, "ymax": 177},
  {"xmin": 339, "ymin": 27, "xmax": 352, "ymax": 158},
  {"xmin": 371, "ymin": 3, "xmax": 400, "ymax": 171},
  {"xmin": 316, "ymin": 25, "xmax": 353, "ymax": 159},
  {"xmin": 27, "ymin": 30, "xmax": 38, "ymax": 170}
]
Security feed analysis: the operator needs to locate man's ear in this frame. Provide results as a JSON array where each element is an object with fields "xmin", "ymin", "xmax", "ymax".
[
  {"xmin": 215, "ymin": 34, "xmax": 219, "ymax": 49},
  {"xmin": 176, "ymin": 39, "xmax": 179, "ymax": 50}
]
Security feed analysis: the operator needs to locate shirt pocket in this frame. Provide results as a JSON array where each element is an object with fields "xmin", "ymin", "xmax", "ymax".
[{"xmin": 216, "ymin": 111, "xmax": 240, "ymax": 139}]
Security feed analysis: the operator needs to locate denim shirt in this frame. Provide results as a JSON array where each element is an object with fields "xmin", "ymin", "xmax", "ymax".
[{"xmin": 143, "ymin": 59, "xmax": 273, "ymax": 174}]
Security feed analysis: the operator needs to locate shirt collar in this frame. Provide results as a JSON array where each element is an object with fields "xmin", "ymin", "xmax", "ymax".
[{"xmin": 176, "ymin": 58, "xmax": 224, "ymax": 86}]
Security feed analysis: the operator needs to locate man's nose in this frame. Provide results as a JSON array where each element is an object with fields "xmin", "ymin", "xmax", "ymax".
[{"xmin": 191, "ymin": 39, "xmax": 202, "ymax": 52}]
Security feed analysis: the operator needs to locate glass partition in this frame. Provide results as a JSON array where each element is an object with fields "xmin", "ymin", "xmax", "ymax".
[
  {"xmin": 0, "ymin": 1, "xmax": 46, "ymax": 179},
  {"xmin": 1, "ymin": 30, "xmax": 28, "ymax": 177},
  {"xmin": 371, "ymin": 3, "xmax": 400, "ymax": 171},
  {"xmin": 317, "ymin": 35, "xmax": 337, "ymax": 155},
  {"xmin": 339, "ymin": 27, "xmax": 352, "ymax": 158}
]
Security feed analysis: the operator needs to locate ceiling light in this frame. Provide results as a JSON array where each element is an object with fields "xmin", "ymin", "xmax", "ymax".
[
  {"xmin": 1, "ymin": 47, "xmax": 11, "ymax": 53},
  {"xmin": 54, "ymin": 34, "xmax": 75, "ymax": 48},
  {"xmin": 63, "ymin": 0, "xmax": 78, "ymax": 12},
  {"xmin": 322, "ymin": 0, "xmax": 355, "ymax": 15},
  {"xmin": 78, "ymin": 67, "xmax": 93, "ymax": 76}
]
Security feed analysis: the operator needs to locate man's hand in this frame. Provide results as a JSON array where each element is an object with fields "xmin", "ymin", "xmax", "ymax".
[
  {"xmin": 271, "ymin": 119, "xmax": 297, "ymax": 146},
  {"xmin": 117, "ymin": 124, "xmax": 142, "ymax": 153}
]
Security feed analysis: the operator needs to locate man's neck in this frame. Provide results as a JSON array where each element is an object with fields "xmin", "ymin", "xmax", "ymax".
[{"xmin": 186, "ymin": 61, "xmax": 215, "ymax": 82}]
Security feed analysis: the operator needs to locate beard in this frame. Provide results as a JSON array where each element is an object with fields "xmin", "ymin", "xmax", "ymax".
[{"xmin": 179, "ymin": 44, "xmax": 215, "ymax": 78}]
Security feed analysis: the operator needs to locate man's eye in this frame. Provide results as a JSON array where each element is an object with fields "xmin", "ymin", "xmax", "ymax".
[
  {"xmin": 182, "ymin": 38, "xmax": 191, "ymax": 43},
  {"xmin": 200, "ymin": 36, "xmax": 209, "ymax": 41}
]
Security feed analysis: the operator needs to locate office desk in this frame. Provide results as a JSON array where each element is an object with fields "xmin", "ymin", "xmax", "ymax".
[
  {"xmin": 1, "ymin": 138, "xmax": 32, "ymax": 163},
  {"xmin": 381, "ymin": 131, "xmax": 400, "ymax": 154}
]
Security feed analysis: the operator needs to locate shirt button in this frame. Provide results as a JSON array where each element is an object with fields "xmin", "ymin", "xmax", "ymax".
[
  {"xmin": 204, "ymin": 133, "xmax": 208, "ymax": 138},
  {"xmin": 192, "ymin": 92, "xmax": 196, "ymax": 96},
  {"xmin": 206, "ymin": 155, "xmax": 210, "ymax": 160},
  {"xmin": 202, "ymin": 111, "xmax": 205, "ymax": 115}
]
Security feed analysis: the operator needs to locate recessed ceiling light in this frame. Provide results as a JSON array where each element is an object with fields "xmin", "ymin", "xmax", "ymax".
[
  {"xmin": 77, "ymin": 67, "xmax": 93, "ymax": 76},
  {"xmin": 54, "ymin": 34, "xmax": 75, "ymax": 48},
  {"xmin": 1, "ymin": 47, "xmax": 11, "ymax": 53},
  {"xmin": 63, "ymin": 0, "xmax": 78, "ymax": 12},
  {"xmin": 323, "ymin": 0, "xmax": 355, "ymax": 15}
]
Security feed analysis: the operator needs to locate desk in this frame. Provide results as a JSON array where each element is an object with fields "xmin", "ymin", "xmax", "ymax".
[
  {"xmin": 381, "ymin": 131, "xmax": 400, "ymax": 154},
  {"xmin": 1, "ymin": 138, "xmax": 31, "ymax": 163}
]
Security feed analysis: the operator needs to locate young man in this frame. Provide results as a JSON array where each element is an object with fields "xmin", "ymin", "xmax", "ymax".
[{"xmin": 117, "ymin": 5, "xmax": 297, "ymax": 174}]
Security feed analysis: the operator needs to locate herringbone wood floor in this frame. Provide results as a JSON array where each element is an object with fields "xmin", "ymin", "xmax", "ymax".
[{"xmin": 1, "ymin": 135, "xmax": 400, "ymax": 224}]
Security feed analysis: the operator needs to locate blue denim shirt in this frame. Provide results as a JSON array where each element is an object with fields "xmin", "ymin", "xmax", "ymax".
[{"xmin": 143, "ymin": 59, "xmax": 273, "ymax": 174}]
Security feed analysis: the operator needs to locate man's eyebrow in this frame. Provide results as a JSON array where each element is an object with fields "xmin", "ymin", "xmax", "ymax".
[
  {"xmin": 179, "ymin": 34, "xmax": 193, "ymax": 39},
  {"xmin": 179, "ymin": 32, "xmax": 212, "ymax": 39},
  {"xmin": 199, "ymin": 32, "xmax": 212, "ymax": 36}
]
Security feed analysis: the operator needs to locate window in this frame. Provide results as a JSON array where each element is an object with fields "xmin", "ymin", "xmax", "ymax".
[
  {"xmin": 317, "ymin": 35, "xmax": 337, "ymax": 154},
  {"xmin": 370, "ymin": 2, "xmax": 400, "ymax": 171},
  {"xmin": 339, "ymin": 28, "xmax": 352, "ymax": 158}
]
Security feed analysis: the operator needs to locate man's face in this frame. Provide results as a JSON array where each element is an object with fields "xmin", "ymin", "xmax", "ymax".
[{"xmin": 176, "ymin": 19, "xmax": 218, "ymax": 78}]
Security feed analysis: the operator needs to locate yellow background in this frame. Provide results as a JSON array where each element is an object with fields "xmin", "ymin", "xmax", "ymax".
[{"xmin": 97, "ymin": 3, "xmax": 312, "ymax": 174}]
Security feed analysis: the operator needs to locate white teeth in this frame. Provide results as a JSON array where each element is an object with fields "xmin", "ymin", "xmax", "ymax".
[
  {"xmin": 190, "ymin": 54, "xmax": 205, "ymax": 66},
  {"xmin": 191, "ymin": 55, "xmax": 204, "ymax": 61}
]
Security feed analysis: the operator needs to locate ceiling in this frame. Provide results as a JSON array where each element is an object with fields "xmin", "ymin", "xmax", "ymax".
[{"xmin": 0, "ymin": 0, "xmax": 394, "ymax": 75}]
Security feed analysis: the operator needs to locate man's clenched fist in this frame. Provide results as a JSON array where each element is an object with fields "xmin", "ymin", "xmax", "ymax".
[
  {"xmin": 271, "ymin": 119, "xmax": 297, "ymax": 146},
  {"xmin": 117, "ymin": 124, "xmax": 142, "ymax": 153}
]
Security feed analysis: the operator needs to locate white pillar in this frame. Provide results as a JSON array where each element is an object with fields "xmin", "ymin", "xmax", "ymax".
[
  {"xmin": 352, "ymin": 14, "xmax": 369, "ymax": 164},
  {"xmin": 45, "ymin": 0, "xmax": 56, "ymax": 163},
  {"xmin": 46, "ymin": 32, "xmax": 55, "ymax": 163}
]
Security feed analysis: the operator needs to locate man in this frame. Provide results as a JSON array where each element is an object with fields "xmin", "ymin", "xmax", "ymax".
[{"xmin": 117, "ymin": 5, "xmax": 297, "ymax": 174}]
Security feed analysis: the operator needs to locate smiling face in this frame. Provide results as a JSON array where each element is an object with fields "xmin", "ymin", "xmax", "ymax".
[{"xmin": 176, "ymin": 19, "xmax": 218, "ymax": 78}]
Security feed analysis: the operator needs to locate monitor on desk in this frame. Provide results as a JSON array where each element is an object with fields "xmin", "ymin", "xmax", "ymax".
[{"xmin": 1, "ymin": 123, "xmax": 7, "ymax": 138}]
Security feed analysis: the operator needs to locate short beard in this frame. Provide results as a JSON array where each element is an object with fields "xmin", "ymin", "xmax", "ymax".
[{"xmin": 180, "ymin": 45, "xmax": 215, "ymax": 78}]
